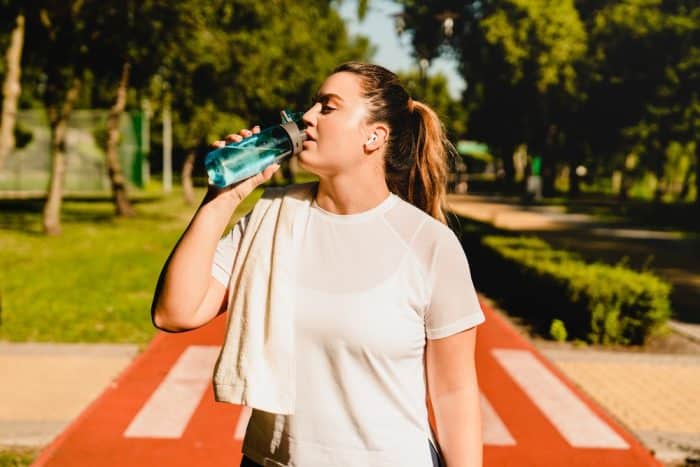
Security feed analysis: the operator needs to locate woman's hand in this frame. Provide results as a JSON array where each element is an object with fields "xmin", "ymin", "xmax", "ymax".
[{"xmin": 205, "ymin": 125, "xmax": 281, "ymax": 208}]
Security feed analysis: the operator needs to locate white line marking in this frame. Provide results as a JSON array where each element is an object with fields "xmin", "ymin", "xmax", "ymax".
[
  {"xmin": 480, "ymin": 393, "xmax": 516, "ymax": 445},
  {"xmin": 124, "ymin": 345, "xmax": 220, "ymax": 438},
  {"xmin": 492, "ymin": 348, "xmax": 629, "ymax": 449},
  {"xmin": 234, "ymin": 406, "xmax": 252, "ymax": 440}
]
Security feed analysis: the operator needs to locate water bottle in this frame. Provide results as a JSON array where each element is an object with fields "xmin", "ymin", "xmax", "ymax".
[{"xmin": 205, "ymin": 110, "xmax": 307, "ymax": 188}]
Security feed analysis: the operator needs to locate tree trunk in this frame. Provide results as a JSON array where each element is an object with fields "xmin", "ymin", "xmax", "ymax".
[
  {"xmin": 568, "ymin": 162, "xmax": 580, "ymax": 197},
  {"xmin": 105, "ymin": 62, "xmax": 135, "ymax": 217},
  {"xmin": 696, "ymin": 142, "xmax": 700, "ymax": 209},
  {"xmin": 43, "ymin": 77, "xmax": 82, "ymax": 236},
  {"xmin": 182, "ymin": 149, "xmax": 196, "ymax": 206},
  {"xmin": 0, "ymin": 13, "xmax": 25, "ymax": 172},
  {"xmin": 678, "ymin": 159, "xmax": 693, "ymax": 201}
]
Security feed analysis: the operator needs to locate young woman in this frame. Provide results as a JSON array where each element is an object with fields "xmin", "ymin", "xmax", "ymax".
[{"xmin": 152, "ymin": 62, "xmax": 485, "ymax": 467}]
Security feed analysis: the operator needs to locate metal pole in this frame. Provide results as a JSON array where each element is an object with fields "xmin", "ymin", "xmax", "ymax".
[
  {"xmin": 162, "ymin": 97, "xmax": 172, "ymax": 193},
  {"xmin": 141, "ymin": 98, "xmax": 151, "ymax": 187}
]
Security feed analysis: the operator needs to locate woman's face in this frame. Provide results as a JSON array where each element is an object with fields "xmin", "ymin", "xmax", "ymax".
[{"xmin": 298, "ymin": 72, "xmax": 374, "ymax": 177}]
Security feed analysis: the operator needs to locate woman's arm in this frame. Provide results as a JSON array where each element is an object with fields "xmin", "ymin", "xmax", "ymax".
[
  {"xmin": 150, "ymin": 192, "xmax": 239, "ymax": 332},
  {"xmin": 426, "ymin": 326, "xmax": 482, "ymax": 467},
  {"xmin": 151, "ymin": 127, "xmax": 279, "ymax": 332}
]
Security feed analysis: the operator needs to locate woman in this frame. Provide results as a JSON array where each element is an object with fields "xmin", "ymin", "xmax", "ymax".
[{"xmin": 152, "ymin": 62, "xmax": 485, "ymax": 467}]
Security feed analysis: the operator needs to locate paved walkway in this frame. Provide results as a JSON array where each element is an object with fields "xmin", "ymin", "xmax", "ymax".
[
  {"xmin": 14, "ymin": 301, "xmax": 663, "ymax": 467},
  {"xmin": 445, "ymin": 195, "xmax": 700, "ymax": 465},
  {"xmin": 1, "ymin": 307, "xmax": 697, "ymax": 465},
  {"xmin": 0, "ymin": 343, "xmax": 139, "ymax": 446}
]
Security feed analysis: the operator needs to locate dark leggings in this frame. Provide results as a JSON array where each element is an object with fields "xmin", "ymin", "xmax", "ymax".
[
  {"xmin": 240, "ymin": 439, "xmax": 444, "ymax": 467},
  {"xmin": 240, "ymin": 455, "xmax": 262, "ymax": 467}
]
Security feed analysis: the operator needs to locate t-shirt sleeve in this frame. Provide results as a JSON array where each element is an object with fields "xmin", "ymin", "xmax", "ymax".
[
  {"xmin": 211, "ymin": 212, "xmax": 251, "ymax": 287},
  {"xmin": 425, "ymin": 227, "xmax": 485, "ymax": 339}
]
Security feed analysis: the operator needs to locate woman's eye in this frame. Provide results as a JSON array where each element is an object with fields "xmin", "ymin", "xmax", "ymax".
[{"xmin": 321, "ymin": 105, "xmax": 336, "ymax": 114}]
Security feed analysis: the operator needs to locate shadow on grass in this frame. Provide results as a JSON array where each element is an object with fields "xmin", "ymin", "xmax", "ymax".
[{"xmin": 0, "ymin": 194, "xmax": 180, "ymax": 234}]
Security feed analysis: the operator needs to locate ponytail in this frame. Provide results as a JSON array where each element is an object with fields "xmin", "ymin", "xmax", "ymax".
[
  {"xmin": 332, "ymin": 62, "xmax": 454, "ymax": 225},
  {"xmin": 404, "ymin": 100, "xmax": 453, "ymax": 225}
]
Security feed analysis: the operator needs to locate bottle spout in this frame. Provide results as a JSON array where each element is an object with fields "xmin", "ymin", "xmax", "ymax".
[{"xmin": 280, "ymin": 109, "xmax": 307, "ymax": 155}]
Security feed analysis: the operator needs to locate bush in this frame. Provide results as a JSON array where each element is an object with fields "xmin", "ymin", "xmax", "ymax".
[
  {"xmin": 550, "ymin": 319, "xmax": 568, "ymax": 342},
  {"xmin": 474, "ymin": 235, "xmax": 671, "ymax": 345}
]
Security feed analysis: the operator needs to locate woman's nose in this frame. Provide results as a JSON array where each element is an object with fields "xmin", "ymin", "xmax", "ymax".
[{"xmin": 302, "ymin": 103, "xmax": 320, "ymax": 127}]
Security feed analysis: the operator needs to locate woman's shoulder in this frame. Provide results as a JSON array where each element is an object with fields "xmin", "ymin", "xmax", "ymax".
[
  {"xmin": 391, "ymin": 197, "xmax": 461, "ymax": 249},
  {"xmin": 393, "ymin": 196, "xmax": 451, "ymax": 230}
]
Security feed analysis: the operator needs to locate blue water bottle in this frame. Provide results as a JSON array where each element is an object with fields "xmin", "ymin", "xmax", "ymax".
[{"xmin": 205, "ymin": 110, "xmax": 307, "ymax": 188}]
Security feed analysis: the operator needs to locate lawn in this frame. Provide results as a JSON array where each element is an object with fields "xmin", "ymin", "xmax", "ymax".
[
  {"xmin": 0, "ymin": 186, "xmax": 263, "ymax": 344},
  {"xmin": 0, "ymin": 446, "xmax": 39, "ymax": 467}
]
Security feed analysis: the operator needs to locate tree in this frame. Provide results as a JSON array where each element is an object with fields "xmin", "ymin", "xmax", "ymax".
[
  {"xmin": 81, "ymin": 0, "xmax": 190, "ymax": 215},
  {"xmin": 0, "ymin": 8, "xmax": 24, "ymax": 172},
  {"xmin": 395, "ymin": 0, "xmax": 699, "ymax": 204},
  {"xmin": 20, "ymin": 2, "xmax": 93, "ymax": 235},
  {"xmin": 395, "ymin": 1, "xmax": 588, "ymax": 194},
  {"xmin": 152, "ymin": 0, "xmax": 370, "ymax": 203},
  {"xmin": 398, "ymin": 70, "xmax": 468, "ymax": 141}
]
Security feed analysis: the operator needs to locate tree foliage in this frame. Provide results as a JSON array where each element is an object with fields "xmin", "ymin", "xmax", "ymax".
[
  {"xmin": 394, "ymin": 0, "xmax": 699, "ymax": 201},
  {"xmin": 0, "ymin": 0, "xmax": 370, "ymax": 233}
]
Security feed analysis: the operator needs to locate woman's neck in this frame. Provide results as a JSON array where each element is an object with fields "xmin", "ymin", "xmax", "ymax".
[{"xmin": 314, "ymin": 176, "xmax": 391, "ymax": 215}]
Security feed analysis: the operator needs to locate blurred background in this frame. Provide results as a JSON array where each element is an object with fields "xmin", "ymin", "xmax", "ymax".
[{"xmin": 1, "ymin": 0, "xmax": 698, "ymax": 218}]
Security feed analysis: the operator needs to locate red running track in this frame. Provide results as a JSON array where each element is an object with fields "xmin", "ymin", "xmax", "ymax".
[{"xmin": 32, "ymin": 301, "xmax": 661, "ymax": 467}]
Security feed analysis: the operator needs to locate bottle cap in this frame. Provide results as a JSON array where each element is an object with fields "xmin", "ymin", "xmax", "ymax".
[{"xmin": 280, "ymin": 109, "xmax": 307, "ymax": 155}]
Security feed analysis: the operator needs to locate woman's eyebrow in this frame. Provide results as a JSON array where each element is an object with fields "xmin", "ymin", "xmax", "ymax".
[{"xmin": 313, "ymin": 92, "xmax": 344, "ymax": 103}]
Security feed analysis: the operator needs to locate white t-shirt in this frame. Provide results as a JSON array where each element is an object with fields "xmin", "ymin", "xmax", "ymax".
[{"xmin": 212, "ymin": 190, "xmax": 485, "ymax": 467}]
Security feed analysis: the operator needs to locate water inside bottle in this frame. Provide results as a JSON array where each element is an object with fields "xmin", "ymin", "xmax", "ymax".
[{"xmin": 206, "ymin": 110, "xmax": 305, "ymax": 188}]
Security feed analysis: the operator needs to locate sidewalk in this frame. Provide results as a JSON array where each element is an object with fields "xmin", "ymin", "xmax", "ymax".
[
  {"xmin": 12, "ymin": 304, "xmax": 665, "ymax": 467},
  {"xmin": 1, "ymin": 314, "xmax": 698, "ymax": 465},
  {"xmin": 0, "ymin": 343, "xmax": 138, "ymax": 446}
]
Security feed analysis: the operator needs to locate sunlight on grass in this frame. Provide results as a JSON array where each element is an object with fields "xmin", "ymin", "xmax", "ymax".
[
  {"xmin": 0, "ymin": 187, "xmax": 262, "ymax": 343},
  {"xmin": 0, "ymin": 446, "xmax": 40, "ymax": 467}
]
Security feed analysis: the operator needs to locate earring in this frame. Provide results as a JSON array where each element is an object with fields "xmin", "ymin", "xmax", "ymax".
[{"xmin": 366, "ymin": 133, "xmax": 378, "ymax": 145}]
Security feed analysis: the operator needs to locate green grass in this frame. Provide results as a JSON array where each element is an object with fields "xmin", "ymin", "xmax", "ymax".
[
  {"xmin": 0, "ymin": 446, "xmax": 40, "ymax": 467},
  {"xmin": 0, "ymin": 186, "xmax": 262, "ymax": 344}
]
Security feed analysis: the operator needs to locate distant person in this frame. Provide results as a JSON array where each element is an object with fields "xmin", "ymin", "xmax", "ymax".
[
  {"xmin": 151, "ymin": 62, "xmax": 485, "ymax": 467},
  {"xmin": 525, "ymin": 154, "xmax": 543, "ymax": 201}
]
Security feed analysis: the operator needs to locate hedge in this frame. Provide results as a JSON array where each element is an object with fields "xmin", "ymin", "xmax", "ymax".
[{"xmin": 474, "ymin": 235, "xmax": 672, "ymax": 345}]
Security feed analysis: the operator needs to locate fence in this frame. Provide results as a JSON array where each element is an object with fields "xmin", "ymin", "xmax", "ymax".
[{"xmin": 0, "ymin": 109, "xmax": 147, "ymax": 193}]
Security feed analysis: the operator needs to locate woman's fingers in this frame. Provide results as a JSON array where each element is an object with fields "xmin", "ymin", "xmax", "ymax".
[
  {"xmin": 230, "ymin": 163, "xmax": 280, "ymax": 199},
  {"xmin": 224, "ymin": 133, "xmax": 243, "ymax": 143},
  {"xmin": 222, "ymin": 125, "xmax": 259, "ymax": 143}
]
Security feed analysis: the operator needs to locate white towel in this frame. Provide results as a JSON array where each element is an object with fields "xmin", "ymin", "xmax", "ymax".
[{"xmin": 213, "ymin": 181, "xmax": 317, "ymax": 414}]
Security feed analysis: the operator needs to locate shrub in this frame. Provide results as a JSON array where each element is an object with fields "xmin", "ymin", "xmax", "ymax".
[
  {"xmin": 549, "ymin": 319, "xmax": 568, "ymax": 342},
  {"xmin": 476, "ymin": 235, "xmax": 671, "ymax": 345}
]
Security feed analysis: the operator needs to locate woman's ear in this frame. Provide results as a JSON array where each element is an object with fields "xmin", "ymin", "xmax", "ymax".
[{"xmin": 364, "ymin": 124, "xmax": 389, "ymax": 150}]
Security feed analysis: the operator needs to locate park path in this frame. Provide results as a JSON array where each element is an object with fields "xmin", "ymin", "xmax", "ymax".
[
  {"xmin": 446, "ymin": 193, "xmax": 700, "ymax": 328},
  {"xmin": 30, "ymin": 300, "xmax": 660, "ymax": 467}
]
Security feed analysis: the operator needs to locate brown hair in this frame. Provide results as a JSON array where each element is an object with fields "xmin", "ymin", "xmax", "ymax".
[{"xmin": 332, "ymin": 61, "xmax": 455, "ymax": 225}]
